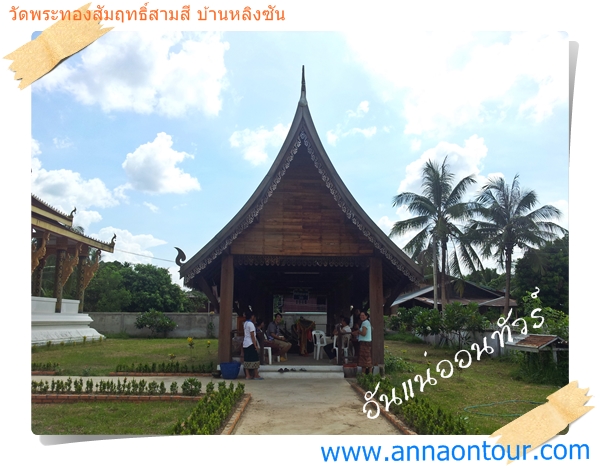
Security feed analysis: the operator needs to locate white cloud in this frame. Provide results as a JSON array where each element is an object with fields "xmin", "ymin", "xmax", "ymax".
[
  {"xmin": 229, "ymin": 123, "xmax": 290, "ymax": 165},
  {"xmin": 347, "ymin": 100, "xmax": 369, "ymax": 118},
  {"xmin": 410, "ymin": 139, "xmax": 422, "ymax": 151},
  {"xmin": 388, "ymin": 136, "xmax": 488, "ymax": 252},
  {"xmin": 32, "ymin": 155, "xmax": 119, "ymax": 215},
  {"xmin": 350, "ymin": 127, "xmax": 377, "ymax": 138},
  {"xmin": 327, "ymin": 101, "xmax": 377, "ymax": 146},
  {"xmin": 33, "ymin": 32, "xmax": 230, "ymax": 118},
  {"xmin": 53, "ymin": 137, "xmax": 73, "ymax": 149},
  {"xmin": 377, "ymin": 215, "xmax": 395, "ymax": 234},
  {"xmin": 95, "ymin": 227, "xmax": 167, "ymax": 265},
  {"xmin": 326, "ymin": 130, "xmax": 339, "ymax": 146},
  {"xmin": 72, "ymin": 210, "xmax": 103, "ymax": 231},
  {"xmin": 122, "ymin": 132, "xmax": 200, "ymax": 194},
  {"xmin": 144, "ymin": 202, "xmax": 159, "ymax": 213},
  {"xmin": 32, "ymin": 138, "xmax": 41, "ymax": 156},
  {"xmin": 397, "ymin": 135, "xmax": 488, "ymax": 195},
  {"xmin": 168, "ymin": 265, "xmax": 185, "ymax": 288},
  {"xmin": 344, "ymin": 32, "xmax": 568, "ymax": 137}
]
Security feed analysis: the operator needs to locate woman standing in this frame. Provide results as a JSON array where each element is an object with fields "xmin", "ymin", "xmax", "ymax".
[
  {"xmin": 354, "ymin": 310, "xmax": 372, "ymax": 375},
  {"xmin": 243, "ymin": 310, "xmax": 263, "ymax": 380}
]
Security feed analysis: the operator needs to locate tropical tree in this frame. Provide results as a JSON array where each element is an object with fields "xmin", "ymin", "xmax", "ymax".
[
  {"xmin": 513, "ymin": 234, "xmax": 569, "ymax": 314},
  {"xmin": 469, "ymin": 175, "xmax": 567, "ymax": 316},
  {"xmin": 389, "ymin": 157, "xmax": 482, "ymax": 309}
]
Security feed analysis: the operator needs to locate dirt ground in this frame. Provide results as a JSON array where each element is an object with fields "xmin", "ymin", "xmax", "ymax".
[{"xmin": 232, "ymin": 378, "xmax": 402, "ymax": 435}]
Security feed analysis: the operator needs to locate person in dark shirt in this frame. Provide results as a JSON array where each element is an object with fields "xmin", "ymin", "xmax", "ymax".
[{"xmin": 266, "ymin": 313, "xmax": 292, "ymax": 362}]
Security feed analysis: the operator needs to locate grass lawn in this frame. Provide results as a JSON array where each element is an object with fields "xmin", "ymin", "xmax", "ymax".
[
  {"xmin": 383, "ymin": 335, "xmax": 564, "ymax": 435},
  {"xmin": 31, "ymin": 338, "xmax": 219, "ymax": 376},
  {"xmin": 32, "ymin": 401, "xmax": 198, "ymax": 435}
]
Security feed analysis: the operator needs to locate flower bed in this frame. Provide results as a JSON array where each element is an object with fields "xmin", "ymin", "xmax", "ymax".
[
  {"xmin": 32, "ymin": 394, "xmax": 202, "ymax": 403},
  {"xmin": 109, "ymin": 372, "xmax": 213, "ymax": 377},
  {"xmin": 357, "ymin": 374, "xmax": 479, "ymax": 435},
  {"xmin": 114, "ymin": 361, "xmax": 215, "ymax": 374},
  {"xmin": 31, "ymin": 377, "xmax": 204, "ymax": 397},
  {"xmin": 170, "ymin": 381, "xmax": 246, "ymax": 435}
]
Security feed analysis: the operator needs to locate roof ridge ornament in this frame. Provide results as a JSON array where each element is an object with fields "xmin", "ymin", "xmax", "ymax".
[{"xmin": 299, "ymin": 65, "xmax": 307, "ymax": 107}]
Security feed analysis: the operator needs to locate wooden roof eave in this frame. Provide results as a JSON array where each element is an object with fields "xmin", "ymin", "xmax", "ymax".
[
  {"xmin": 179, "ymin": 95, "xmax": 307, "ymax": 283},
  {"xmin": 32, "ymin": 216, "xmax": 115, "ymax": 252},
  {"xmin": 31, "ymin": 194, "xmax": 74, "ymax": 227},
  {"xmin": 299, "ymin": 104, "xmax": 422, "ymax": 283},
  {"xmin": 180, "ymin": 69, "xmax": 423, "ymax": 286}
]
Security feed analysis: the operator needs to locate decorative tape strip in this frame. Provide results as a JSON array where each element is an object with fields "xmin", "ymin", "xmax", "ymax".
[
  {"xmin": 490, "ymin": 381, "xmax": 593, "ymax": 462},
  {"xmin": 5, "ymin": 3, "xmax": 112, "ymax": 89}
]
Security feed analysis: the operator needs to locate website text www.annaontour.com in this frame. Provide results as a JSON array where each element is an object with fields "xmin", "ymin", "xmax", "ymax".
[{"xmin": 320, "ymin": 441, "xmax": 590, "ymax": 462}]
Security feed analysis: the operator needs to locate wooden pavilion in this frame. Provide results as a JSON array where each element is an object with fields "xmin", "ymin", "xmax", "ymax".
[
  {"xmin": 176, "ymin": 68, "xmax": 423, "ymax": 366},
  {"xmin": 31, "ymin": 194, "xmax": 115, "ymax": 344}
]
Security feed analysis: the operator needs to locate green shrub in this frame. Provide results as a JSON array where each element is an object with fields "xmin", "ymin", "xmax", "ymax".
[
  {"xmin": 520, "ymin": 292, "xmax": 569, "ymax": 340},
  {"xmin": 384, "ymin": 350, "xmax": 415, "ymax": 373},
  {"xmin": 181, "ymin": 378, "xmax": 202, "ymax": 396},
  {"xmin": 134, "ymin": 309, "xmax": 177, "ymax": 337},
  {"xmin": 413, "ymin": 307, "xmax": 442, "ymax": 337},
  {"xmin": 171, "ymin": 381, "xmax": 245, "ymax": 435},
  {"xmin": 357, "ymin": 374, "xmax": 478, "ymax": 435},
  {"xmin": 512, "ymin": 351, "xmax": 568, "ymax": 386},
  {"xmin": 384, "ymin": 315, "xmax": 402, "ymax": 331}
]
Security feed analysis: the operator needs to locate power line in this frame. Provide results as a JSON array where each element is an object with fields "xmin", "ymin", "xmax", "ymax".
[{"xmin": 112, "ymin": 248, "xmax": 176, "ymax": 263}]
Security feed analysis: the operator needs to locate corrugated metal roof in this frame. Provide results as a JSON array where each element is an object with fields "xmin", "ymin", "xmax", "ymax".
[{"xmin": 508, "ymin": 334, "xmax": 566, "ymax": 350}]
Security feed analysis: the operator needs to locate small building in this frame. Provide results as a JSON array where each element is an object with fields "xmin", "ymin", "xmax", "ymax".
[
  {"xmin": 31, "ymin": 194, "xmax": 115, "ymax": 344},
  {"xmin": 504, "ymin": 334, "xmax": 568, "ymax": 363},
  {"xmin": 392, "ymin": 279, "xmax": 517, "ymax": 314},
  {"xmin": 176, "ymin": 68, "xmax": 423, "ymax": 365}
]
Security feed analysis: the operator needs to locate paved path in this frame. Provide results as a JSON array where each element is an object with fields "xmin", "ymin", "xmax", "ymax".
[{"xmin": 230, "ymin": 378, "xmax": 401, "ymax": 435}]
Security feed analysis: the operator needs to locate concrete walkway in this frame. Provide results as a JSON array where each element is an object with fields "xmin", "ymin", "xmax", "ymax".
[
  {"xmin": 231, "ymin": 377, "xmax": 401, "ymax": 435},
  {"xmin": 31, "ymin": 374, "xmax": 403, "ymax": 435}
]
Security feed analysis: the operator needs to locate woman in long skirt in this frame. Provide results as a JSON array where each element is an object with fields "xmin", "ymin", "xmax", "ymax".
[
  {"xmin": 243, "ymin": 310, "xmax": 262, "ymax": 380},
  {"xmin": 355, "ymin": 310, "xmax": 372, "ymax": 374}
]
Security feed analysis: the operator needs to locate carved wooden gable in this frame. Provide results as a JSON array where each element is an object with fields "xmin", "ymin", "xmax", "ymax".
[{"xmin": 230, "ymin": 131, "xmax": 374, "ymax": 257}]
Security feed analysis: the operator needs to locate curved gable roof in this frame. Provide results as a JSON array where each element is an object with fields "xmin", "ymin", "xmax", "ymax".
[{"xmin": 179, "ymin": 68, "xmax": 422, "ymax": 286}]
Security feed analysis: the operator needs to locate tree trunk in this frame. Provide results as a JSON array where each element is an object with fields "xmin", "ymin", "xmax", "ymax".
[
  {"xmin": 432, "ymin": 242, "xmax": 438, "ymax": 311},
  {"xmin": 440, "ymin": 242, "xmax": 447, "ymax": 311},
  {"xmin": 504, "ymin": 250, "xmax": 512, "ymax": 317}
]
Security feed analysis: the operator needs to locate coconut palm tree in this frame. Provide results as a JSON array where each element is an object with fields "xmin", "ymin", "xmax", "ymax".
[
  {"xmin": 389, "ymin": 157, "xmax": 482, "ymax": 309},
  {"xmin": 469, "ymin": 174, "xmax": 567, "ymax": 316}
]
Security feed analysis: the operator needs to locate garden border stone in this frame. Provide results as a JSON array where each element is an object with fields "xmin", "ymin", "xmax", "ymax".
[
  {"xmin": 109, "ymin": 372, "xmax": 214, "ymax": 377},
  {"xmin": 350, "ymin": 382, "xmax": 417, "ymax": 435},
  {"xmin": 32, "ymin": 394, "xmax": 203, "ymax": 403}
]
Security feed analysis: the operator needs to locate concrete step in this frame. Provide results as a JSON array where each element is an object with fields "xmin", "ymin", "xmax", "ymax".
[
  {"xmin": 261, "ymin": 365, "xmax": 343, "ymax": 373},
  {"xmin": 221, "ymin": 362, "xmax": 346, "ymax": 379},
  {"xmin": 257, "ymin": 371, "xmax": 344, "ymax": 379}
]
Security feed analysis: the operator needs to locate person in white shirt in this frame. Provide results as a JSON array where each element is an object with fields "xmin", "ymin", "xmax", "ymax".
[
  {"xmin": 324, "ymin": 316, "xmax": 351, "ymax": 363},
  {"xmin": 242, "ymin": 310, "xmax": 263, "ymax": 380}
]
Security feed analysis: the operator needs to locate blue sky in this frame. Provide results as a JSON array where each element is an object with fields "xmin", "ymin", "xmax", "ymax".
[{"xmin": 30, "ymin": 31, "xmax": 569, "ymax": 283}]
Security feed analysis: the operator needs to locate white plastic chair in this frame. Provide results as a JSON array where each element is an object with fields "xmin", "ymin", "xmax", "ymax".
[
  {"xmin": 312, "ymin": 330, "xmax": 327, "ymax": 360},
  {"xmin": 262, "ymin": 346, "xmax": 280, "ymax": 365},
  {"xmin": 333, "ymin": 334, "xmax": 351, "ymax": 364}
]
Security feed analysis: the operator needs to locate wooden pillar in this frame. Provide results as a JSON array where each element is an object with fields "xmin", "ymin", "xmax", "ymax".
[
  {"xmin": 76, "ymin": 246, "xmax": 89, "ymax": 313},
  {"xmin": 218, "ymin": 253, "xmax": 234, "ymax": 363},
  {"xmin": 32, "ymin": 257, "xmax": 46, "ymax": 296},
  {"xmin": 369, "ymin": 257, "xmax": 384, "ymax": 366},
  {"xmin": 54, "ymin": 249, "xmax": 66, "ymax": 313}
]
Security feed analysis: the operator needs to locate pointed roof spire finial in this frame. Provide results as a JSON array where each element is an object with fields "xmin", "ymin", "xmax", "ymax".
[{"xmin": 299, "ymin": 65, "xmax": 307, "ymax": 107}]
